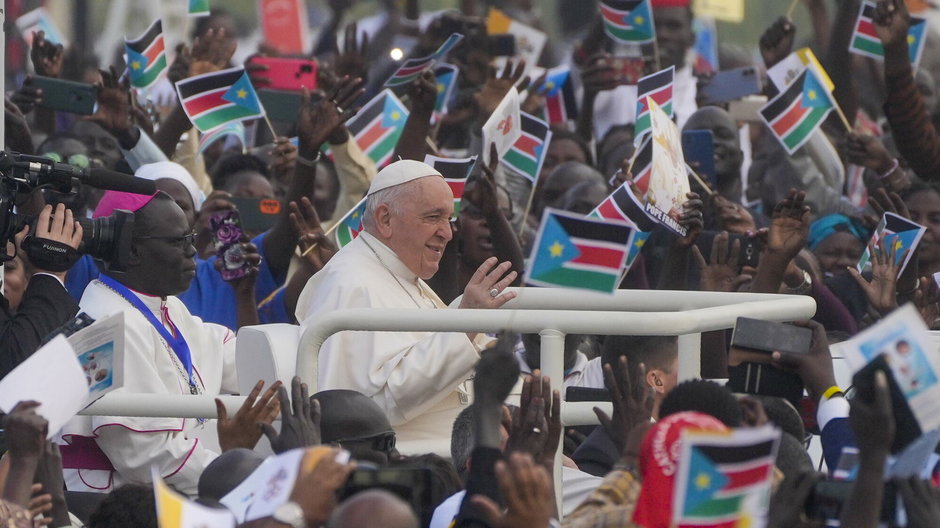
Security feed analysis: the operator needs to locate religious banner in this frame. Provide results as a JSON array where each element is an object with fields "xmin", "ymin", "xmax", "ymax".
[
  {"xmin": 646, "ymin": 98, "xmax": 690, "ymax": 237},
  {"xmin": 482, "ymin": 87, "xmax": 522, "ymax": 166}
]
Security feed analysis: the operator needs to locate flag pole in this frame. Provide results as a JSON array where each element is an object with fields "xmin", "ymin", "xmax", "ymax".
[
  {"xmin": 685, "ymin": 164, "xmax": 715, "ymax": 196},
  {"xmin": 262, "ymin": 114, "xmax": 279, "ymax": 141},
  {"xmin": 833, "ymin": 102, "xmax": 854, "ymax": 133},
  {"xmin": 786, "ymin": 0, "xmax": 800, "ymax": 19},
  {"xmin": 518, "ymin": 181, "xmax": 538, "ymax": 238},
  {"xmin": 300, "ymin": 221, "xmax": 341, "ymax": 258}
]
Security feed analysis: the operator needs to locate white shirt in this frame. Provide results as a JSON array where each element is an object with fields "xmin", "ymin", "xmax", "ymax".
[
  {"xmin": 296, "ymin": 231, "xmax": 484, "ymax": 452},
  {"xmin": 514, "ymin": 345, "xmax": 605, "ymax": 390},
  {"xmin": 58, "ymin": 279, "xmax": 237, "ymax": 495}
]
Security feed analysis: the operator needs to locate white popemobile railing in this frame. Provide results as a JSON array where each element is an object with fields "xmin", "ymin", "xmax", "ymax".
[{"xmin": 80, "ymin": 288, "xmax": 815, "ymax": 511}]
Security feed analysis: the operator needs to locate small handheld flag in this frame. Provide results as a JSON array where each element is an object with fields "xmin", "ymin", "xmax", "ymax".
[
  {"xmin": 590, "ymin": 179, "xmax": 657, "ymax": 269},
  {"xmin": 600, "ymin": 0, "xmax": 656, "ymax": 44},
  {"xmin": 424, "ymin": 154, "xmax": 477, "ymax": 219},
  {"xmin": 482, "ymin": 87, "xmax": 523, "ymax": 167},
  {"xmin": 385, "ymin": 33, "xmax": 463, "ymax": 88},
  {"xmin": 189, "ymin": 0, "xmax": 211, "ymax": 17},
  {"xmin": 198, "ymin": 122, "xmax": 246, "ymax": 155},
  {"xmin": 759, "ymin": 67, "xmax": 834, "ymax": 154},
  {"xmin": 177, "ymin": 67, "xmax": 266, "ymax": 133},
  {"xmin": 502, "ymin": 112, "xmax": 552, "ymax": 183},
  {"xmin": 16, "ymin": 7, "xmax": 67, "ymax": 47},
  {"xmin": 635, "ymin": 66, "xmax": 674, "ymax": 141},
  {"xmin": 857, "ymin": 212, "xmax": 926, "ymax": 276},
  {"xmin": 125, "ymin": 19, "xmax": 168, "ymax": 89},
  {"xmin": 334, "ymin": 198, "xmax": 368, "ymax": 248},
  {"xmin": 345, "ymin": 90, "xmax": 409, "ymax": 168},
  {"xmin": 541, "ymin": 67, "xmax": 579, "ymax": 125},
  {"xmin": 672, "ymin": 425, "xmax": 781, "ymax": 527},
  {"xmin": 432, "ymin": 63, "xmax": 459, "ymax": 124},
  {"xmin": 850, "ymin": 1, "xmax": 927, "ymax": 66},
  {"xmin": 526, "ymin": 208, "xmax": 635, "ymax": 294}
]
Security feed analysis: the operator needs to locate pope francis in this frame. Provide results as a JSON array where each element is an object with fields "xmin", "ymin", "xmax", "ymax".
[{"xmin": 296, "ymin": 160, "xmax": 517, "ymax": 453}]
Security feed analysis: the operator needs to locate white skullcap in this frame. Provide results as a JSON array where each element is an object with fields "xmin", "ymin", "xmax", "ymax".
[
  {"xmin": 367, "ymin": 160, "xmax": 443, "ymax": 196},
  {"xmin": 134, "ymin": 161, "xmax": 206, "ymax": 211}
]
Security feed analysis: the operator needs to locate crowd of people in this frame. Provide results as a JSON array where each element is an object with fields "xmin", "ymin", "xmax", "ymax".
[{"xmin": 2, "ymin": 0, "xmax": 940, "ymax": 525}]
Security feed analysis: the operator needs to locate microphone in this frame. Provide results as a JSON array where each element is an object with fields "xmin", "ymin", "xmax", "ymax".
[{"xmin": 84, "ymin": 168, "xmax": 156, "ymax": 196}]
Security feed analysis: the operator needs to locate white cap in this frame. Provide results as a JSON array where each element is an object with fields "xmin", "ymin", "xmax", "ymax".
[
  {"xmin": 135, "ymin": 161, "xmax": 206, "ymax": 211},
  {"xmin": 367, "ymin": 159, "xmax": 443, "ymax": 196}
]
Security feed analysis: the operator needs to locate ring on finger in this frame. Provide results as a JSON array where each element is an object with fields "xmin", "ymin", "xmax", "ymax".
[{"xmin": 489, "ymin": 288, "xmax": 500, "ymax": 298}]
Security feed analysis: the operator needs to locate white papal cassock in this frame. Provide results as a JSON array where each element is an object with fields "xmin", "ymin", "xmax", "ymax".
[
  {"xmin": 57, "ymin": 279, "xmax": 238, "ymax": 495},
  {"xmin": 296, "ymin": 231, "xmax": 485, "ymax": 454}
]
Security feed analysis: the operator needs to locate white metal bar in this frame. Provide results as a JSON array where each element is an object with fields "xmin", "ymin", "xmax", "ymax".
[
  {"xmin": 80, "ymin": 394, "xmax": 247, "ymax": 419},
  {"xmin": 677, "ymin": 333, "xmax": 702, "ymax": 381},
  {"xmin": 296, "ymin": 295, "xmax": 816, "ymax": 388},
  {"xmin": 539, "ymin": 328, "xmax": 565, "ymax": 516}
]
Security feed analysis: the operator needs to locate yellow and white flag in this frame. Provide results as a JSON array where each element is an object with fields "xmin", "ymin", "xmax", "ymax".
[{"xmin": 153, "ymin": 469, "xmax": 236, "ymax": 528}]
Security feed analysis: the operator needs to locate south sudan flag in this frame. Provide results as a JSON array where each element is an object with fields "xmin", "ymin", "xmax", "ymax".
[
  {"xmin": 125, "ymin": 19, "xmax": 167, "ymax": 89},
  {"xmin": 177, "ymin": 67, "xmax": 266, "ymax": 132}
]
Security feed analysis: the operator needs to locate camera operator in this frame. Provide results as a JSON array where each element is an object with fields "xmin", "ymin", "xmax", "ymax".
[{"xmin": 0, "ymin": 202, "xmax": 82, "ymax": 378}]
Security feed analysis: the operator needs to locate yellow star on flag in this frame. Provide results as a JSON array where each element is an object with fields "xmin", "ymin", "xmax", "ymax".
[
  {"xmin": 131, "ymin": 61, "xmax": 141, "ymax": 70},
  {"xmin": 352, "ymin": 211, "xmax": 359, "ymax": 219},
  {"xmin": 634, "ymin": 238, "xmax": 646, "ymax": 248},
  {"xmin": 807, "ymin": 89, "xmax": 817, "ymax": 101},
  {"xmin": 437, "ymin": 84, "xmax": 445, "ymax": 93},
  {"xmin": 634, "ymin": 16, "xmax": 644, "ymax": 24},
  {"xmin": 894, "ymin": 238, "xmax": 903, "ymax": 252},
  {"xmin": 694, "ymin": 472, "xmax": 711, "ymax": 490},
  {"xmin": 549, "ymin": 241, "xmax": 565, "ymax": 258},
  {"xmin": 236, "ymin": 88, "xmax": 247, "ymax": 99},
  {"xmin": 908, "ymin": 34, "xmax": 916, "ymax": 45},
  {"xmin": 391, "ymin": 111, "xmax": 402, "ymax": 121}
]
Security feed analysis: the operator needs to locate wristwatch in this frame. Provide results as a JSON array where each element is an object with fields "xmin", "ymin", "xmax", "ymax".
[{"xmin": 273, "ymin": 501, "xmax": 307, "ymax": 528}]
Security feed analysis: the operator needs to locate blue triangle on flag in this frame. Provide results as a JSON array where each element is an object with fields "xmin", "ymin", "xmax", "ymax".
[
  {"xmin": 908, "ymin": 20, "xmax": 927, "ymax": 62},
  {"xmin": 542, "ymin": 69, "xmax": 569, "ymax": 97},
  {"xmin": 222, "ymin": 73, "xmax": 261, "ymax": 113},
  {"xmin": 126, "ymin": 47, "xmax": 149, "ymax": 78},
  {"xmin": 435, "ymin": 71, "xmax": 456, "ymax": 110},
  {"xmin": 682, "ymin": 447, "xmax": 729, "ymax": 515},
  {"xmin": 884, "ymin": 229, "xmax": 920, "ymax": 266},
  {"xmin": 382, "ymin": 96, "xmax": 406, "ymax": 128},
  {"xmin": 801, "ymin": 70, "xmax": 830, "ymax": 109},
  {"xmin": 531, "ymin": 214, "xmax": 581, "ymax": 278}
]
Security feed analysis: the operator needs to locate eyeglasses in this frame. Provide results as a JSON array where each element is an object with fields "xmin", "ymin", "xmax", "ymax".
[
  {"xmin": 43, "ymin": 152, "xmax": 91, "ymax": 169},
  {"xmin": 334, "ymin": 432, "xmax": 396, "ymax": 452},
  {"xmin": 134, "ymin": 232, "xmax": 198, "ymax": 248}
]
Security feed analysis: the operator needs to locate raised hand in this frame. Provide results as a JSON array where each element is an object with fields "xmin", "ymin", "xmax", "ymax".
[
  {"xmin": 214, "ymin": 240, "xmax": 262, "ymax": 293},
  {"xmin": 216, "ymin": 380, "xmax": 282, "ymax": 451},
  {"xmin": 845, "ymin": 133, "xmax": 909, "ymax": 194},
  {"xmin": 580, "ymin": 54, "xmax": 619, "ymax": 97},
  {"xmin": 850, "ymin": 369, "xmax": 895, "ymax": 455},
  {"xmin": 463, "ymin": 143, "xmax": 502, "ymax": 217},
  {"xmin": 30, "ymin": 31, "xmax": 64, "ymax": 78},
  {"xmin": 593, "ymin": 356, "xmax": 653, "ymax": 455},
  {"xmin": 759, "ymin": 17, "xmax": 796, "ymax": 68},
  {"xmin": 10, "ymin": 76, "xmax": 43, "ymax": 115},
  {"xmin": 897, "ymin": 477, "xmax": 940, "ymax": 528},
  {"xmin": 471, "ymin": 453, "xmax": 555, "ymax": 528},
  {"xmin": 693, "ymin": 231, "xmax": 752, "ymax": 292},
  {"xmin": 459, "ymin": 256, "xmax": 518, "ymax": 309},
  {"xmin": 24, "ymin": 204, "xmax": 83, "ymax": 280},
  {"xmin": 86, "ymin": 66, "xmax": 133, "ymax": 136},
  {"xmin": 868, "ymin": 187, "xmax": 912, "ymax": 220},
  {"xmin": 675, "ymin": 191, "xmax": 704, "ymax": 249},
  {"xmin": 291, "ymin": 197, "xmax": 337, "ymax": 271},
  {"xmin": 474, "ymin": 59, "xmax": 528, "ymax": 119},
  {"xmin": 767, "ymin": 470, "xmax": 824, "ymax": 528},
  {"xmin": 262, "ymin": 376, "xmax": 321, "ymax": 454},
  {"xmin": 848, "ymin": 239, "xmax": 903, "ymax": 316},
  {"xmin": 873, "ymin": 0, "xmax": 910, "ymax": 51},
  {"xmin": 766, "ymin": 189, "xmax": 811, "ymax": 260},
  {"xmin": 189, "ymin": 28, "xmax": 236, "ymax": 77},
  {"xmin": 195, "ymin": 190, "xmax": 236, "ymax": 258},
  {"xmin": 770, "ymin": 320, "xmax": 836, "ymax": 403},
  {"xmin": 297, "ymin": 76, "xmax": 364, "ymax": 154},
  {"xmin": 409, "ymin": 69, "xmax": 438, "ymax": 116},
  {"xmin": 269, "ymin": 136, "xmax": 299, "ymax": 183},
  {"xmin": 912, "ymin": 277, "xmax": 940, "ymax": 328},
  {"xmin": 4, "ymin": 401, "xmax": 47, "ymax": 458},
  {"xmin": 289, "ymin": 447, "xmax": 356, "ymax": 527},
  {"xmin": 334, "ymin": 22, "xmax": 369, "ymax": 82},
  {"xmin": 473, "ymin": 336, "xmax": 520, "ymax": 407}
]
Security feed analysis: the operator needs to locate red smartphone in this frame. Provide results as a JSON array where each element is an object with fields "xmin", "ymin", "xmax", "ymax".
[
  {"xmin": 609, "ymin": 57, "xmax": 646, "ymax": 85},
  {"xmin": 248, "ymin": 56, "xmax": 318, "ymax": 92},
  {"xmin": 209, "ymin": 210, "xmax": 251, "ymax": 281}
]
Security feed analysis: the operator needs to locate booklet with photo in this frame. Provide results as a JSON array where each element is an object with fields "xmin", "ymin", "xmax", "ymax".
[
  {"xmin": 645, "ymin": 97, "xmax": 690, "ymax": 237},
  {"xmin": 857, "ymin": 212, "xmax": 925, "ymax": 276},
  {"xmin": 841, "ymin": 304, "xmax": 940, "ymax": 433},
  {"xmin": 66, "ymin": 311, "xmax": 125, "ymax": 405}
]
